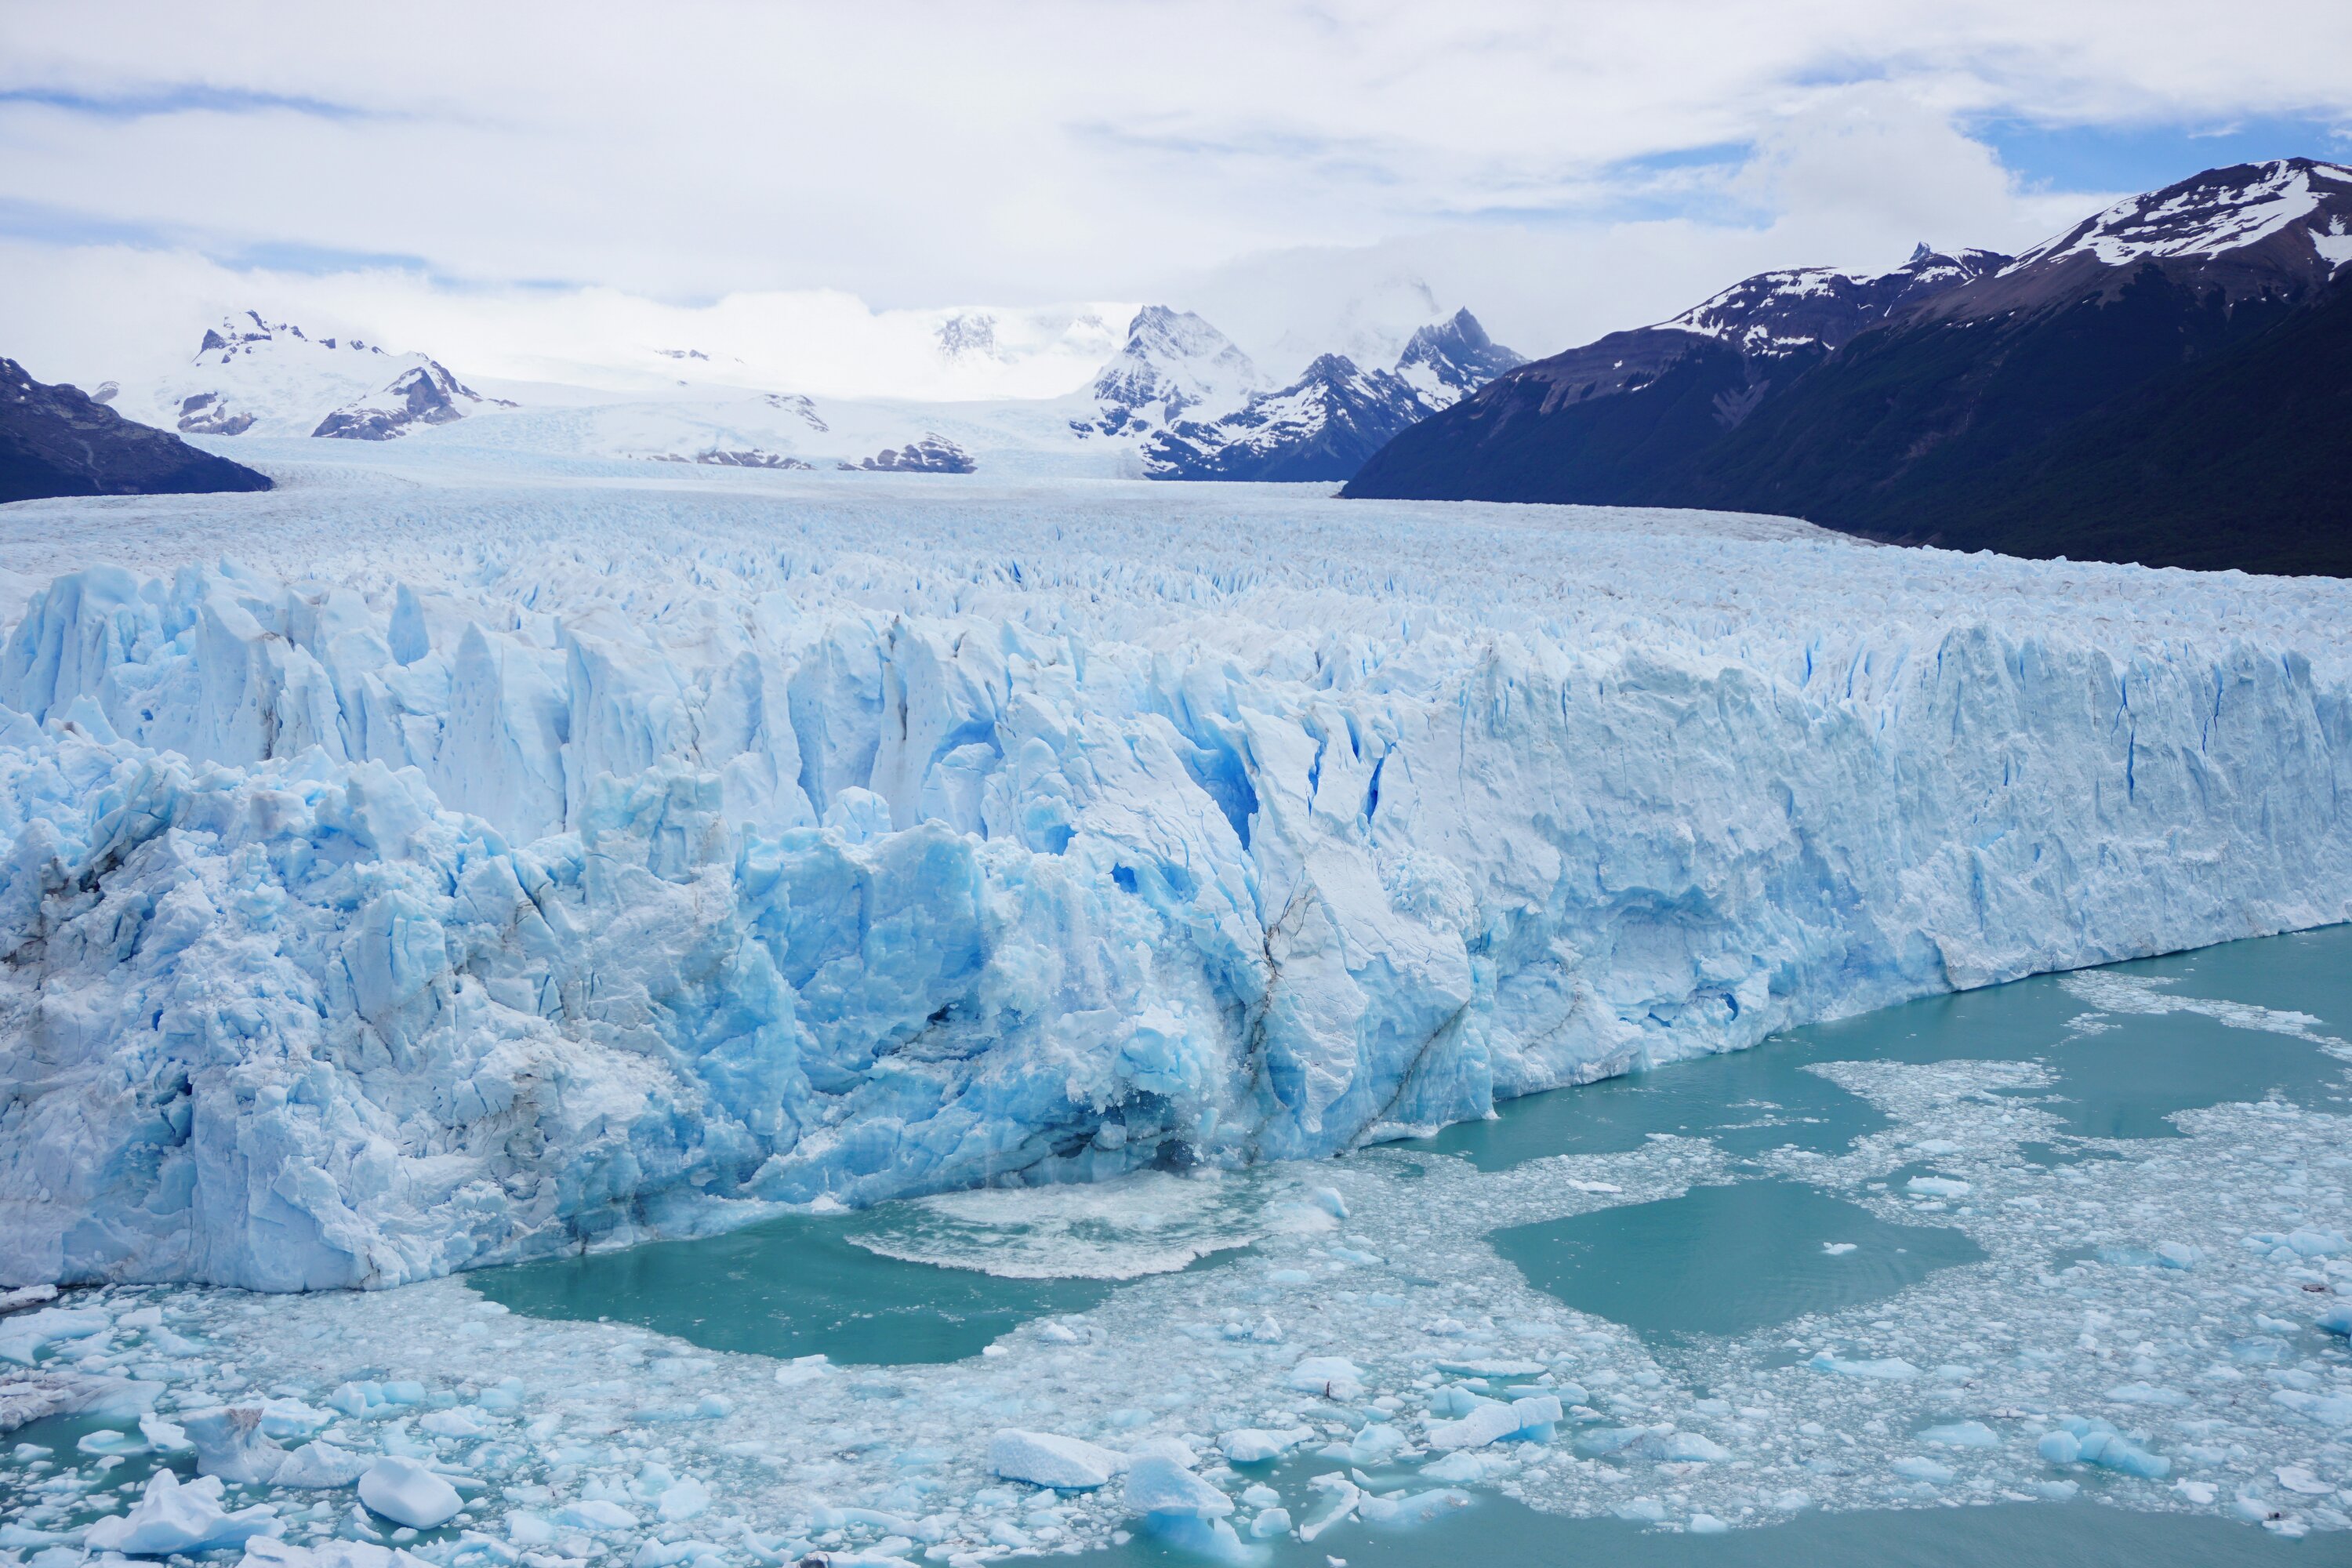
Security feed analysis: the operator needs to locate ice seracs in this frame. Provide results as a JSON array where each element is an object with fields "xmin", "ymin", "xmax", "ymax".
[{"xmin": 2, "ymin": 459, "xmax": 2351, "ymax": 1292}]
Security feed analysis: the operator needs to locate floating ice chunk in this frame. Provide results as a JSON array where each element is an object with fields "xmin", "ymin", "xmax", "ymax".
[
  {"xmin": 1659, "ymin": 1432, "xmax": 1730, "ymax": 1463},
  {"xmin": 1287, "ymin": 1356, "xmax": 1366, "ymax": 1399},
  {"xmin": 1614, "ymin": 1497, "xmax": 1667, "ymax": 1524},
  {"xmin": 275, "ymin": 1441, "xmax": 372, "ymax": 1488},
  {"xmin": 1220, "ymin": 1428, "xmax": 1310, "ymax": 1464},
  {"xmin": 1346, "ymin": 1424, "xmax": 1405, "ymax": 1465},
  {"xmin": 1307, "ymin": 1187, "xmax": 1348, "ymax": 1221},
  {"xmin": 1891, "ymin": 1457, "xmax": 1955, "ymax": 1483},
  {"xmin": 2038, "ymin": 1431, "xmax": 2082, "ymax": 1465},
  {"xmin": 0, "ymin": 1307, "xmax": 109, "ymax": 1365},
  {"xmin": 259, "ymin": 1399, "xmax": 334, "ymax": 1439},
  {"xmin": 85, "ymin": 1469, "xmax": 281, "ymax": 1555},
  {"xmin": 1918, "ymin": 1421, "xmax": 1999, "ymax": 1448},
  {"xmin": 1358, "ymin": 1489, "xmax": 1470, "ymax": 1529},
  {"xmin": 2277, "ymin": 1466, "xmax": 2336, "ymax": 1496},
  {"xmin": 1434, "ymin": 1359, "xmax": 1547, "ymax": 1377},
  {"xmin": 2317, "ymin": 1302, "xmax": 2352, "ymax": 1337},
  {"xmin": 987, "ymin": 1429, "xmax": 1127, "ymax": 1490},
  {"xmin": 554, "ymin": 1499, "xmax": 639, "ymax": 1532},
  {"xmin": 79, "ymin": 1427, "xmax": 148, "ymax": 1456},
  {"xmin": 1127, "ymin": 1436, "xmax": 1200, "ymax": 1468},
  {"xmin": 420, "ymin": 1407, "xmax": 490, "ymax": 1438},
  {"xmin": 774, "ymin": 1356, "xmax": 832, "ymax": 1388},
  {"xmin": 2271, "ymin": 1388, "xmax": 2352, "ymax": 1427},
  {"xmin": 1417, "ymin": 1450, "xmax": 1500, "ymax": 1484},
  {"xmin": 1124, "ymin": 1456, "xmax": 1234, "ymax": 1518},
  {"xmin": 657, "ymin": 1476, "xmax": 711, "ymax": 1520},
  {"xmin": 1820, "ymin": 1243, "xmax": 1858, "ymax": 1256},
  {"xmin": 1248, "ymin": 1508, "xmax": 1292, "ymax": 1539},
  {"xmin": 2156, "ymin": 1241, "xmax": 2202, "ymax": 1269},
  {"xmin": 2175, "ymin": 1480, "xmax": 2219, "ymax": 1506},
  {"xmin": 183, "ymin": 1403, "xmax": 290, "ymax": 1483},
  {"xmin": 1688, "ymin": 1514, "xmax": 1729, "ymax": 1534},
  {"xmin": 1808, "ymin": 1353, "xmax": 1919, "ymax": 1381},
  {"xmin": 1906, "ymin": 1177, "xmax": 1970, "ymax": 1198},
  {"xmin": 1771, "ymin": 1490, "xmax": 1813, "ymax": 1511},
  {"xmin": 2056, "ymin": 1427, "xmax": 2169, "ymax": 1479},
  {"xmin": 2287, "ymin": 1229, "xmax": 2347, "ymax": 1258},
  {"xmin": 359, "ymin": 1456, "xmax": 465, "ymax": 1529},
  {"xmin": 1426, "ymin": 1395, "xmax": 1561, "ymax": 1450},
  {"xmin": 138, "ymin": 1414, "xmax": 191, "ymax": 1453}
]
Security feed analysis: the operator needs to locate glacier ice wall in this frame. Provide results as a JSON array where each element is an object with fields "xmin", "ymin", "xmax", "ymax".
[{"xmin": 3, "ymin": 474, "xmax": 2350, "ymax": 1290}]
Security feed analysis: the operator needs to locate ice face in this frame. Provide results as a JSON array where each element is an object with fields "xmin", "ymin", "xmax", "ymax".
[{"xmin": 4, "ymin": 457, "xmax": 2352, "ymax": 1290}]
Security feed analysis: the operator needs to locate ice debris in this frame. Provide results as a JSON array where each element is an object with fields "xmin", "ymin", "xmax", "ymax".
[
  {"xmin": 358, "ymin": 1454, "xmax": 464, "ymax": 1529},
  {"xmin": 84, "ymin": 1469, "xmax": 280, "ymax": 1554},
  {"xmin": 986, "ymin": 1429, "xmax": 1126, "ymax": 1490}
]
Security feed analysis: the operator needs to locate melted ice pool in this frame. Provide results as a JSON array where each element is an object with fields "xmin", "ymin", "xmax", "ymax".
[{"xmin": 6, "ymin": 928, "xmax": 2351, "ymax": 1564}]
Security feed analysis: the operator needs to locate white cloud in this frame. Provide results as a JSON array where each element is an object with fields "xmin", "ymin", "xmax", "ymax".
[{"xmin": 2, "ymin": 2, "xmax": 2346, "ymax": 394}]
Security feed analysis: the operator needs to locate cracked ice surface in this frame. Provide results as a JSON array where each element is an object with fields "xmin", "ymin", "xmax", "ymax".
[{"xmin": 5, "ymin": 455, "xmax": 2352, "ymax": 1289}]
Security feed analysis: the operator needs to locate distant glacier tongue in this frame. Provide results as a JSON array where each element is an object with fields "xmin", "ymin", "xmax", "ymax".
[{"xmin": 2, "ymin": 473, "xmax": 2348, "ymax": 1290}]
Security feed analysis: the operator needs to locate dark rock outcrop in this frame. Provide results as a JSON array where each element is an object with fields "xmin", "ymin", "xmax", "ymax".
[{"xmin": 2, "ymin": 358, "xmax": 272, "ymax": 504}]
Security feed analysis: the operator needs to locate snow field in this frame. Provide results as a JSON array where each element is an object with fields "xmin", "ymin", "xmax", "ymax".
[{"xmin": 4, "ymin": 453, "xmax": 2352, "ymax": 1289}]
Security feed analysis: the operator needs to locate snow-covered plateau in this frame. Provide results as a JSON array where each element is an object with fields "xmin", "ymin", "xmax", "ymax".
[{"xmin": 3, "ymin": 441, "xmax": 2351, "ymax": 1294}]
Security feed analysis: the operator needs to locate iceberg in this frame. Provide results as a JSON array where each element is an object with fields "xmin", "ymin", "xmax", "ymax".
[{"xmin": 4, "ymin": 468, "xmax": 2352, "ymax": 1289}]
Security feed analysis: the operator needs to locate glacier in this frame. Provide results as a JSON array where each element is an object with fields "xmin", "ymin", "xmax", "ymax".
[{"xmin": 3, "ymin": 444, "xmax": 2351, "ymax": 1290}]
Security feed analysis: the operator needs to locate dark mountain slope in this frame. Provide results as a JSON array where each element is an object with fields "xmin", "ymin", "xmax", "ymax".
[
  {"xmin": 1344, "ymin": 246, "xmax": 2005, "ymax": 505},
  {"xmin": 1847, "ymin": 278, "xmax": 2352, "ymax": 575},
  {"xmin": 1345, "ymin": 158, "xmax": 2352, "ymax": 576},
  {"xmin": 1676, "ymin": 261, "xmax": 2311, "ymax": 527},
  {"xmin": 2, "ymin": 358, "xmax": 273, "ymax": 504}
]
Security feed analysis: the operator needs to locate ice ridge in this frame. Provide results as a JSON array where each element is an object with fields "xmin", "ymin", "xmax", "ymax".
[{"xmin": 4, "ymin": 516, "xmax": 2350, "ymax": 1289}]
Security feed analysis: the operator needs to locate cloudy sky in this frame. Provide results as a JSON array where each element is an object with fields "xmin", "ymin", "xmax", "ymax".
[{"xmin": 4, "ymin": 2, "xmax": 2348, "ymax": 394}]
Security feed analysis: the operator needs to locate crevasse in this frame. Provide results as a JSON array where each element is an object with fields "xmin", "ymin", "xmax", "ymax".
[{"xmin": 2, "ymin": 514, "xmax": 2349, "ymax": 1290}]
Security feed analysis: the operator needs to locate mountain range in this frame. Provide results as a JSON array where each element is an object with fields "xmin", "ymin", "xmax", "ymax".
[
  {"xmin": 1347, "ymin": 158, "xmax": 2352, "ymax": 576},
  {"xmin": 1143, "ymin": 310, "xmax": 1525, "ymax": 481}
]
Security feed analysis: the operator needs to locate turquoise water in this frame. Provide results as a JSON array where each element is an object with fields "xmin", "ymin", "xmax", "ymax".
[
  {"xmin": 1489, "ymin": 1178, "xmax": 1988, "ymax": 1344},
  {"xmin": 472, "ymin": 1210, "xmax": 1116, "ymax": 1364},
  {"xmin": 452, "ymin": 924, "xmax": 2352, "ymax": 1560},
  {"xmin": 1412, "ymin": 927, "xmax": 2352, "ymax": 1169}
]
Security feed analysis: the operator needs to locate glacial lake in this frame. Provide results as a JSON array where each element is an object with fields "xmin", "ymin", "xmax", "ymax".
[
  {"xmin": 10, "ymin": 926, "xmax": 2349, "ymax": 1564},
  {"xmin": 448, "ymin": 924, "xmax": 2352, "ymax": 1559}
]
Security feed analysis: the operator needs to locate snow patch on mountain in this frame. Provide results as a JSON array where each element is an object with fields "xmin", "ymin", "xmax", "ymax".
[
  {"xmin": 2006, "ymin": 158, "xmax": 2352, "ymax": 274},
  {"xmin": 1392, "ymin": 310, "xmax": 1527, "ymax": 412},
  {"xmin": 1662, "ymin": 246, "xmax": 2008, "ymax": 355},
  {"xmin": 1077, "ymin": 307, "xmax": 1261, "ymax": 436},
  {"xmin": 1145, "ymin": 312, "xmax": 1523, "ymax": 481},
  {"xmin": 145, "ymin": 314, "xmax": 503, "ymax": 442}
]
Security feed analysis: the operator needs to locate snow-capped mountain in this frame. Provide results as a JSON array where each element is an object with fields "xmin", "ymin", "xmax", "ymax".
[
  {"xmin": 146, "ymin": 312, "xmax": 505, "ymax": 441},
  {"xmin": 1142, "ymin": 310, "xmax": 1523, "ymax": 481},
  {"xmin": 1349, "ymin": 158, "xmax": 2352, "ymax": 576},
  {"xmin": 1144, "ymin": 354, "xmax": 1431, "ymax": 481},
  {"xmin": 1991, "ymin": 156, "xmax": 2352, "ymax": 300},
  {"xmin": 1392, "ymin": 307, "xmax": 1528, "ymax": 411},
  {"xmin": 1076, "ymin": 306, "xmax": 1261, "ymax": 435},
  {"xmin": 1660, "ymin": 245, "xmax": 2009, "ymax": 356}
]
